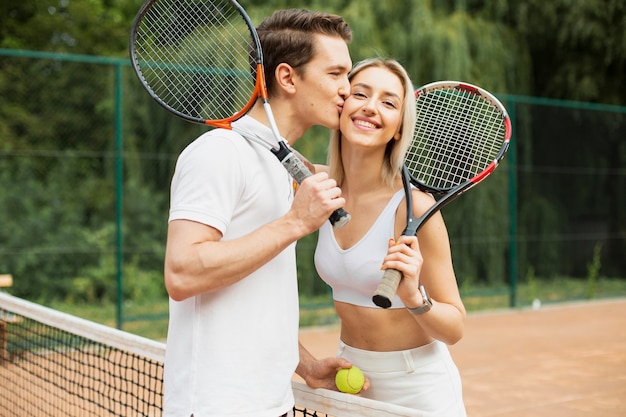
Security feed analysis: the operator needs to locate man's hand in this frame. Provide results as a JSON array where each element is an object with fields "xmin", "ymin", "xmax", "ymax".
[
  {"xmin": 303, "ymin": 357, "xmax": 352, "ymax": 390},
  {"xmin": 297, "ymin": 343, "xmax": 370, "ymax": 392},
  {"xmin": 288, "ymin": 172, "xmax": 345, "ymax": 235}
]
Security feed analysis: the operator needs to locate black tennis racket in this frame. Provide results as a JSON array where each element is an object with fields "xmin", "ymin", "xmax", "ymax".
[
  {"xmin": 129, "ymin": 0, "xmax": 350, "ymax": 229},
  {"xmin": 372, "ymin": 81, "xmax": 512, "ymax": 308}
]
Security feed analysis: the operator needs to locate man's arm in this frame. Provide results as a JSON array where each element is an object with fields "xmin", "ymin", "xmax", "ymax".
[{"xmin": 164, "ymin": 172, "xmax": 344, "ymax": 301}]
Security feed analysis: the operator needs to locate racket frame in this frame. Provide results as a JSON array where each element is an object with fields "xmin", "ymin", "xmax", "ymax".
[
  {"xmin": 129, "ymin": 0, "xmax": 350, "ymax": 228},
  {"xmin": 372, "ymin": 81, "xmax": 511, "ymax": 308}
]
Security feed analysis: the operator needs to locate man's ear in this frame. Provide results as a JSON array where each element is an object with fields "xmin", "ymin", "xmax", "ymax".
[{"xmin": 275, "ymin": 63, "xmax": 297, "ymax": 95}]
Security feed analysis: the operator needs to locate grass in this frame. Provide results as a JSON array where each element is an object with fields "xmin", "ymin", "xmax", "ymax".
[
  {"xmin": 462, "ymin": 277, "xmax": 626, "ymax": 311},
  {"xmin": 49, "ymin": 277, "xmax": 626, "ymax": 341}
]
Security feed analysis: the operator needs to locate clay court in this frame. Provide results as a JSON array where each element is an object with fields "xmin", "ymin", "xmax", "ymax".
[{"xmin": 297, "ymin": 298, "xmax": 626, "ymax": 416}]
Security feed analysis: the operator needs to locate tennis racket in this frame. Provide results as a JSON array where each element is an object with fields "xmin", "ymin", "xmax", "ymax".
[
  {"xmin": 129, "ymin": 0, "xmax": 351, "ymax": 229},
  {"xmin": 372, "ymin": 81, "xmax": 512, "ymax": 308}
]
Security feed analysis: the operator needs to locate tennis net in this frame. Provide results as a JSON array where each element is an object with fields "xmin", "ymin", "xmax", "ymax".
[{"xmin": 0, "ymin": 292, "xmax": 418, "ymax": 417}]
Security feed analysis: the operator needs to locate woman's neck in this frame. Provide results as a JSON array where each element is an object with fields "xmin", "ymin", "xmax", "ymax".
[{"xmin": 341, "ymin": 153, "xmax": 388, "ymax": 195}]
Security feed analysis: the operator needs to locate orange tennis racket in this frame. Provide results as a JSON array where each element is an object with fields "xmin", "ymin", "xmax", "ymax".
[{"xmin": 129, "ymin": 0, "xmax": 351, "ymax": 228}]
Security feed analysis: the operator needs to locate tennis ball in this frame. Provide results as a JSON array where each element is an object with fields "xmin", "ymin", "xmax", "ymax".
[{"xmin": 335, "ymin": 366, "xmax": 365, "ymax": 394}]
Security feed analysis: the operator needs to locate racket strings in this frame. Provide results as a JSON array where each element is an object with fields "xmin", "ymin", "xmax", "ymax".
[
  {"xmin": 407, "ymin": 87, "xmax": 506, "ymax": 191},
  {"xmin": 133, "ymin": 0, "xmax": 256, "ymax": 120}
]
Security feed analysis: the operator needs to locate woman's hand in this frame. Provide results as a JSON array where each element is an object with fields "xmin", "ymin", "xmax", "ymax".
[{"xmin": 382, "ymin": 236, "xmax": 424, "ymax": 307}]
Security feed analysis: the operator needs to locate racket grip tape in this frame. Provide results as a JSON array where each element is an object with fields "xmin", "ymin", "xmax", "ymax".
[
  {"xmin": 328, "ymin": 208, "xmax": 351, "ymax": 229},
  {"xmin": 372, "ymin": 268, "xmax": 402, "ymax": 308},
  {"xmin": 278, "ymin": 149, "xmax": 351, "ymax": 229},
  {"xmin": 280, "ymin": 151, "xmax": 312, "ymax": 184}
]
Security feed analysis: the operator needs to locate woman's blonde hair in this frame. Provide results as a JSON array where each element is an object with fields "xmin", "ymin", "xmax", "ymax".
[{"xmin": 327, "ymin": 58, "xmax": 416, "ymax": 188}]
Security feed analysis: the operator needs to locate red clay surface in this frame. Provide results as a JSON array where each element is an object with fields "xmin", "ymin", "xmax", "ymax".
[{"xmin": 297, "ymin": 298, "xmax": 626, "ymax": 416}]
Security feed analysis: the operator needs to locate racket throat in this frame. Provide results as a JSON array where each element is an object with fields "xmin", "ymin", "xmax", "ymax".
[
  {"xmin": 403, "ymin": 218, "xmax": 419, "ymax": 237},
  {"xmin": 271, "ymin": 142, "xmax": 312, "ymax": 185},
  {"xmin": 271, "ymin": 140, "xmax": 292, "ymax": 160}
]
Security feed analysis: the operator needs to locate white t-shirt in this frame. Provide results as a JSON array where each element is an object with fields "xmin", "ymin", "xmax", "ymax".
[{"xmin": 164, "ymin": 116, "xmax": 299, "ymax": 417}]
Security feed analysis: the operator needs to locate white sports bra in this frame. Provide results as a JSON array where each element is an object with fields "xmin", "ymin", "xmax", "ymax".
[{"xmin": 314, "ymin": 189, "xmax": 406, "ymax": 309}]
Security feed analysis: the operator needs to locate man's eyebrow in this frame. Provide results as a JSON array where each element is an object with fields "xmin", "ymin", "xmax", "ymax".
[{"xmin": 328, "ymin": 64, "xmax": 351, "ymax": 72}]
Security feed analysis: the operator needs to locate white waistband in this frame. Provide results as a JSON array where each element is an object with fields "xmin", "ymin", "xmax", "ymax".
[{"xmin": 337, "ymin": 340, "xmax": 449, "ymax": 373}]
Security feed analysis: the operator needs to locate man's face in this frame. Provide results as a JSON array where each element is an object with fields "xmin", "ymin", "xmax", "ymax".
[{"xmin": 292, "ymin": 34, "xmax": 352, "ymax": 131}]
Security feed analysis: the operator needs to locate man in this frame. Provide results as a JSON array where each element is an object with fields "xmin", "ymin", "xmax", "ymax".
[{"xmin": 163, "ymin": 9, "xmax": 353, "ymax": 417}]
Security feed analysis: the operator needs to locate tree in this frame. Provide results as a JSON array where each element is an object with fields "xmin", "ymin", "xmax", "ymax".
[
  {"xmin": 1, "ymin": 0, "xmax": 624, "ymax": 302},
  {"xmin": 1, "ymin": 0, "xmax": 142, "ymax": 56},
  {"xmin": 512, "ymin": 0, "xmax": 626, "ymax": 105}
]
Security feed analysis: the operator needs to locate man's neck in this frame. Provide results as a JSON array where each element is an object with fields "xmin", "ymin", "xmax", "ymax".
[{"xmin": 247, "ymin": 101, "xmax": 306, "ymax": 145}]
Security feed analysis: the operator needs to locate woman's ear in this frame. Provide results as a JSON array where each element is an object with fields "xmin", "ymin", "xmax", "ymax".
[{"xmin": 274, "ymin": 63, "xmax": 297, "ymax": 95}]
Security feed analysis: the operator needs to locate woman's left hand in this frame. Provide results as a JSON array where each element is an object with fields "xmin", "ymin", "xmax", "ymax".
[{"xmin": 382, "ymin": 236, "xmax": 423, "ymax": 306}]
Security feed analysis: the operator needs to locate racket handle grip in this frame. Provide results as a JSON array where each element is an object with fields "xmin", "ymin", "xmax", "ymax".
[
  {"xmin": 328, "ymin": 208, "xmax": 351, "ymax": 230},
  {"xmin": 278, "ymin": 147, "xmax": 350, "ymax": 229},
  {"xmin": 372, "ymin": 269, "xmax": 402, "ymax": 309}
]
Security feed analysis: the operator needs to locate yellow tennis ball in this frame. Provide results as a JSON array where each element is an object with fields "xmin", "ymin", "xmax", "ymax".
[{"xmin": 335, "ymin": 366, "xmax": 365, "ymax": 394}]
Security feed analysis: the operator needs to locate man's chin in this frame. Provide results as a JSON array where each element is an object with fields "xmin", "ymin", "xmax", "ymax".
[{"xmin": 324, "ymin": 118, "xmax": 341, "ymax": 131}]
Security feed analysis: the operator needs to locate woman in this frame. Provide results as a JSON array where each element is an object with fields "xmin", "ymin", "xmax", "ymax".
[{"xmin": 314, "ymin": 58, "xmax": 467, "ymax": 416}]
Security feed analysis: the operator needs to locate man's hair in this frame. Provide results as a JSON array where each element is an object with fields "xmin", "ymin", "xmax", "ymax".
[
  {"xmin": 256, "ymin": 9, "xmax": 352, "ymax": 95},
  {"xmin": 327, "ymin": 58, "xmax": 416, "ymax": 188}
]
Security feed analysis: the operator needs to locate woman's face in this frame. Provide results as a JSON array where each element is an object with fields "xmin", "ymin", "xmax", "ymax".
[{"xmin": 339, "ymin": 66, "xmax": 405, "ymax": 149}]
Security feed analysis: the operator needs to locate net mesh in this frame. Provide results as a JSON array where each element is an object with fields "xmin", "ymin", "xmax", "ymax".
[
  {"xmin": 131, "ymin": 0, "xmax": 257, "ymax": 121},
  {"xmin": 0, "ymin": 295, "xmax": 164, "ymax": 417},
  {"xmin": 408, "ymin": 82, "xmax": 509, "ymax": 192},
  {"xmin": 0, "ymin": 293, "xmax": 418, "ymax": 417}
]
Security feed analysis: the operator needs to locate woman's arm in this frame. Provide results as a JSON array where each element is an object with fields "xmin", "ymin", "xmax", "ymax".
[{"xmin": 388, "ymin": 191, "xmax": 467, "ymax": 345}]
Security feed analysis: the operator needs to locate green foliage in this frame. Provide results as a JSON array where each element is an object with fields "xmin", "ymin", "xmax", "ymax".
[
  {"xmin": 0, "ymin": 0, "xmax": 625, "ymax": 311},
  {"xmin": 586, "ymin": 243, "xmax": 602, "ymax": 299},
  {"xmin": 1, "ymin": 0, "xmax": 144, "ymax": 55},
  {"xmin": 518, "ymin": 196, "xmax": 563, "ymax": 278},
  {"xmin": 460, "ymin": 276, "xmax": 626, "ymax": 313},
  {"xmin": 514, "ymin": 0, "xmax": 626, "ymax": 104},
  {"xmin": 296, "ymin": 231, "xmax": 332, "ymax": 297},
  {"xmin": 525, "ymin": 266, "xmax": 537, "ymax": 301},
  {"xmin": 313, "ymin": 0, "xmax": 532, "ymax": 94},
  {"xmin": 447, "ymin": 165, "xmax": 510, "ymax": 286},
  {"xmin": 52, "ymin": 276, "xmax": 626, "ymax": 338}
]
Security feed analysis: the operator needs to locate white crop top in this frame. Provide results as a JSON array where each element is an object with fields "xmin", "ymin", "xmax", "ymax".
[{"xmin": 314, "ymin": 189, "xmax": 407, "ymax": 309}]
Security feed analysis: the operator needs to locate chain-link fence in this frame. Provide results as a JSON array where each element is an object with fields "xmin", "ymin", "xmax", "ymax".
[{"xmin": 1, "ymin": 49, "xmax": 625, "ymax": 329}]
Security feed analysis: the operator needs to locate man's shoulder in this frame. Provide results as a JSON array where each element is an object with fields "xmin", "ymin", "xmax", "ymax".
[{"xmin": 183, "ymin": 127, "xmax": 248, "ymax": 154}]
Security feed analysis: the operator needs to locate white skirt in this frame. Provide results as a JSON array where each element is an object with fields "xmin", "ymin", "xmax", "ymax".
[{"xmin": 337, "ymin": 340, "xmax": 466, "ymax": 417}]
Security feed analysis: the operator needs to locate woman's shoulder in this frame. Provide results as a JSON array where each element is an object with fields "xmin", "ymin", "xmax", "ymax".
[
  {"xmin": 409, "ymin": 188, "xmax": 442, "ymax": 223},
  {"xmin": 410, "ymin": 187, "xmax": 436, "ymax": 205}
]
